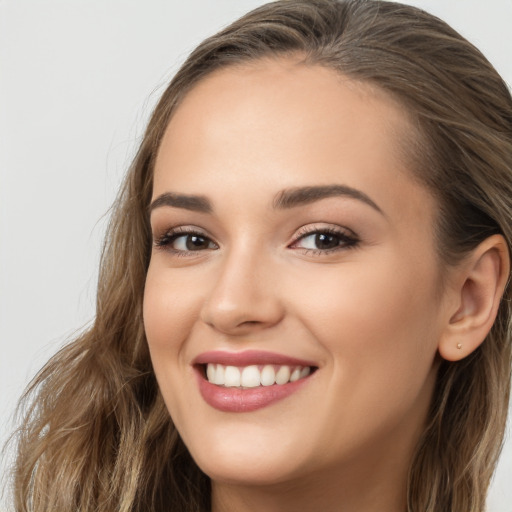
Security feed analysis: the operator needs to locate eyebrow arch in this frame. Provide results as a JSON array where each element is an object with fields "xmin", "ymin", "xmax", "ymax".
[
  {"xmin": 273, "ymin": 185, "xmax": 383, "ymax": 214},
  {"xmin": 149, "ymin": 192, "xmax": 213, "ymax": 214}
]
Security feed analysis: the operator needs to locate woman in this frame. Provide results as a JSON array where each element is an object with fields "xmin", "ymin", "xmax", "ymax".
[{"xmin": 11, "ymin": 0, "xmax": 512, "ymax": 511}]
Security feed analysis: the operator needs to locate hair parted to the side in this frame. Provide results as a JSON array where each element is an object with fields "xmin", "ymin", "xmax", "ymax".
[{"xmin": 10, "ymin": 1, "xmax": 512, "ymax": 511}]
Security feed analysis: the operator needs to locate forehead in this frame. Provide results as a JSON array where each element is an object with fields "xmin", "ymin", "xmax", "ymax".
[
  {"xmin": 155, "ymin": 58, "xmax": 411, "ymax": 183},
  {"xmin": 153, "ymin": 57, "xmax": 433, "ymax": 226}
]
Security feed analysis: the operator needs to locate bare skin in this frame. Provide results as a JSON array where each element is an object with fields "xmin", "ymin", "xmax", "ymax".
[{"xmin": 143, "ymin": 57, "xmax": 509, "ymax": 512}]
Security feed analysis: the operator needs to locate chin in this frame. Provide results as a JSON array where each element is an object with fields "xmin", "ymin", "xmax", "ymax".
[
  {"xmin": 196, "ymin": 453, "xmax": 307, "ymax": 487},
  {"xmin": 181, "ymin": 422, "xmax": 315, "ymax": 487}
]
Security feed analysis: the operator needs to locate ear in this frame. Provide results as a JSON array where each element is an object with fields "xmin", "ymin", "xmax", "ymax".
[{"xmin": 438, "ymin": 235, "xmax": 510, "ymax": 362}]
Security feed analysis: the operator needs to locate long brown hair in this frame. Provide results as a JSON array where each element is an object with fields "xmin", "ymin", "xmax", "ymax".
[{"xmin": 10, "ymin": 1, "xmax": 512, "ymax": 511}]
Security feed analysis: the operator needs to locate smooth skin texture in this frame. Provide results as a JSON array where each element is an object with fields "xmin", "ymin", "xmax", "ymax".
[{"xmin": 143, "ymin": 58, "xmax": 509, "ymax": 512}]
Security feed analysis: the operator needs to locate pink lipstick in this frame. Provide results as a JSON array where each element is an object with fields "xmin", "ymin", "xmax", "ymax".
[{"xmin": 193, "ymin": 350, "xmax": 317, "ymax": 413}]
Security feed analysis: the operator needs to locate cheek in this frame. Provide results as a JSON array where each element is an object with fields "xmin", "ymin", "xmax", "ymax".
[
  {"xmin": 144, "ymin": 265, "xmax": 197, "ymax": 350},
  {"xmin": 298, "ymin": 252, "xmax": 438, "ymax": 342},
  {"xmin": 143, "ymin": 265, "xmax": 202, "ymax": 421},
  {"xmin": 142, "ymin": 264, "xmax": 205, "ymax": 399},
  {"xmin": 292, "ymin": 250, "xmax": 441, "ymax": 402},
  {"xmin": 290, "ymin": 261, "xmax": 440, "ymax": 460}
]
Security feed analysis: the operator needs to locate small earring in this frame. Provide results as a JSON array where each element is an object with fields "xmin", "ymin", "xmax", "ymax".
[{"xmin": 456, "ymin": 343, "xmax": 462, "ymax": 350}]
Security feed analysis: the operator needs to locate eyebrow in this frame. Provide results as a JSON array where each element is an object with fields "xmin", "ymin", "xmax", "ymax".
[
  {"xmin": 273, "ymin": 185, "xmax": 383, "ymax": 214},
  {"xmin": 149, "ymin": 192, "xmax": 213, "ymax": 214},
  {"xmin": 149, "ymin": 184, "xmax": 383, "ymax": 216}
]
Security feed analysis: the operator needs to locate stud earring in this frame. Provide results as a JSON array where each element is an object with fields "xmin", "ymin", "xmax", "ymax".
[{"xmin": 456, "ymin": 343, "xmax": 462, "ymax": 350}]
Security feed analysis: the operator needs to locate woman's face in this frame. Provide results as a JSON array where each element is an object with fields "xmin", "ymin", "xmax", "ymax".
[{"xmin": 144, "ymin": 59, "xmax": 449, "ymax": 488}]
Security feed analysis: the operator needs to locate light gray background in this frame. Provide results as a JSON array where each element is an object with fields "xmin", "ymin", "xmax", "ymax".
[{"xmin": 1, "ymin": 1, "xmax": 511, "ymax": 510}]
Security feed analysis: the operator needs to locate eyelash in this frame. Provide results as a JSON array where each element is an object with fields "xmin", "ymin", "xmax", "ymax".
[
  {"xmin": 153, "ymin": 226, "xmax": 217, "ymax": 257},
  {"xmin": 291, "ymin": 225, "xmax": 359, "ymax": 255},
  {"xmin": 153, "ymin": 225, "xmax": 359, "ymax": 257}
]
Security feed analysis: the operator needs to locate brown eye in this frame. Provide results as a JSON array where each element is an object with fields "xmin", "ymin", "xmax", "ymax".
[
  {"xmin": 292, "ymin": 228, "xmax": 359, "ymax": 253},
  {"xmin": 171, "ymin": 233, "xmax": 217, "ymax": 251},
  {"xmin": 312, "ymin": 233, "xmax": 340, "ymax": 250}
]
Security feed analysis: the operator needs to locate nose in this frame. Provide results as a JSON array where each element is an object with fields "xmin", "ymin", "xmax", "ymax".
[{"xmin": 200, "ymin": 247, "xmax": 285, "ymax": 336}]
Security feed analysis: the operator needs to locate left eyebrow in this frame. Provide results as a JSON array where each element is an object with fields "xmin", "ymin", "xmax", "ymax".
[{"xmin": 273, "ymin": 185, "xmax": 384, "ymax": 215}]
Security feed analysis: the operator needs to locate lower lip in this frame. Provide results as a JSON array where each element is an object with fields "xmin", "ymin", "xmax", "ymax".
[{"xmin": 196, "ymin": 370, "xmax": 312, "ymax": 413}]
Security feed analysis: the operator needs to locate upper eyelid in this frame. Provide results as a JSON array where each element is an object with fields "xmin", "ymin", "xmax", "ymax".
[
  {"xmin": 153, "ymin": 224, "xmax": 213, "ymax": 239},
  {"xmin": 292, "ymin": 223, "xmax": 356, "ymax": 240}
]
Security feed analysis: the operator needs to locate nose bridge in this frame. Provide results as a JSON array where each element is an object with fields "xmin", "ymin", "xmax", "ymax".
[{"xmin": 200, "ymin": 236, "xmax": 284, "ymax": 333}]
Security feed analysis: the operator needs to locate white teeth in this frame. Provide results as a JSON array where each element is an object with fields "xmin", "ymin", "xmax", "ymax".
[
  {"xmin": 224, "ymin": 366, "xmax": 241, "ymax": 387},
  {"xmin": 205, "ymin": 363, "xmax": 313, "ymax": 387},
  {"xmin": 300, "ymin": 366, "xmax": 311, "ymax": 379},
  {"xmin": 241, "ymin": 365, "xmax": 261, "ymax": 388},
  {"xmin": 290, "ymin": 367, "xmax": 301, "ymax": 382},
  {"xmin": 260, "ymin": 365, "xmax": 276, "ymax": 386},
  {"xmin": 275, "ymin": 365, "xmax": 291, "ymax": 385},
  {"xmin": 213, "ymin": 364, "xmax": 225, "ymax": 385},
  {"xmin": 206, "ymin": 363, "xmax": 216, "ymax": 382}
]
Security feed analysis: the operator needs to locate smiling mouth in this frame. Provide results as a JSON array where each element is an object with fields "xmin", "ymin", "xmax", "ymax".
[
  {"xmin": 202, "ymin": 363, "xmax": 315, "ymax": 388},
  {"xmin": 193, "ymin": 350, "xmax": 318, "ymax": 412}
]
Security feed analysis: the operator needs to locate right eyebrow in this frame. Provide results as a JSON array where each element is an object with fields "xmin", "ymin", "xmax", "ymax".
[{"xmin": 149, "ymin": 192, "xmax": 213, "ymax": 214}]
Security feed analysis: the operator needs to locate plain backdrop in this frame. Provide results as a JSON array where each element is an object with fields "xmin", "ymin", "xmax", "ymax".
[{"xmin": 1, "ymin": 1, "xmax": 511, "ymax": 510}]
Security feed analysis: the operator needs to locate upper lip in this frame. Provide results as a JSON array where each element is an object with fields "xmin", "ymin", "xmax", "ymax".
[{"xmin": 193, "ymin": 350, "xmax": 317, "ymax": 368}]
